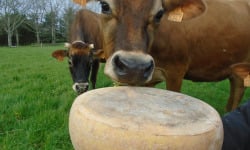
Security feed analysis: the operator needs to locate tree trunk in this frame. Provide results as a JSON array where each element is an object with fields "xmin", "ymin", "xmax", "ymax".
[
  {"xmin": 51, "ymin": 25, "xmax": 56, "ymax": 44},
  {"xmin": 7, "ymin": 31, "xmax": 13, "ymax": 47},
  {"xmin": 15, "ymin": 30, "xmax": 19, "ymax": 47},
  {"xmin": 35, "ymin": 21, "xmax": 41, "ymax": 44},
  {"xmin": 51, "ymin": 10, "xmax": 56, "ymax": 44},
  {"xmin": 36, "ymin": 31, "xmax": 41, "ymax": 44}
]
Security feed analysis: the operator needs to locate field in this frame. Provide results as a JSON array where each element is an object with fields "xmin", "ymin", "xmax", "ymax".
[{"xmin": 0, "ymin": 45, "xmax": 249, "ymax": 149}]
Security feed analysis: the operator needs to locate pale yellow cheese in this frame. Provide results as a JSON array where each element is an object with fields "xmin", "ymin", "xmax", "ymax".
[{"xmin": 69, "ymin": 86, "xmax": 223, "ymax": 150}]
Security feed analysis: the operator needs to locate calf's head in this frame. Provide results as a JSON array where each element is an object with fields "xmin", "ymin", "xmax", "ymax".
[
  {"xmin": 82, "ymin": 0, "xmax": 206, "ymax": 85},
  {"xmin": 52, "ymin": 41, "xmax": 102, "ymax": 94}
]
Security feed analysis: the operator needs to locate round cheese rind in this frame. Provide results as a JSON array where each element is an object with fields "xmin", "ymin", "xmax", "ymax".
[{"xmin": 69, "ymin": 86, "xmax": 223, "ymax": 150}]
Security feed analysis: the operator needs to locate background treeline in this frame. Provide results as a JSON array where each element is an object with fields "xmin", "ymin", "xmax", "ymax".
[{"xmin": 0, "ymin": 0, "xmax": 81, "ymax": 46}]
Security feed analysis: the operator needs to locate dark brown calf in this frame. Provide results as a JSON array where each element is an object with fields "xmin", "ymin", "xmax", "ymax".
[{"xmin": 52, "ymin": 9, "xmax": 104, "ymax": 94}]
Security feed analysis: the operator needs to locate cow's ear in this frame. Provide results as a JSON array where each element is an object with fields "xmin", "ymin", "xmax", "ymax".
[
  {"xmin": 52, "ymin": 50, "xmax": 68, "ymax": 61},
  {"xmin": 163, "ymin": 0, "xmax": 206, "ymax": 22},
  {"xmin": 231, "ymin": 63, "xmax": 250, "ymax": 80},
  {"xmin": 92, "ymin": 49, "xmax": 105, "ymax": 60}
]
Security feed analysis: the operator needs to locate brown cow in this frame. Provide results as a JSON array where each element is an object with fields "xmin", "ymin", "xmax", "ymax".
[{"xmin": 75, "ymin": 0, "xmax": 250, "ymax": 111}]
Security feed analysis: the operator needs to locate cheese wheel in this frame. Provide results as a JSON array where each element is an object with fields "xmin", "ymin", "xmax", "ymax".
[{"xmin": 69, "ymin": 86, "xmax": 223, "ymax": 150}]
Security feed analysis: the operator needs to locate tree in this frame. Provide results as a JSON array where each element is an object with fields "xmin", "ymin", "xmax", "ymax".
[
  {"xmin": 0, "ymin": 0, "xmax": 31, "ymax": 47},
  {"xmin": 61, "ymin": 3, "xmax": 79, "ymax": 41},
  {"xmin": 26, "ymin": 0, "xmax": 47, "ymax": 44},
  {"xmin": 0, "ymin": 0, "xmax": 80, "ymax": 46},
  {"xmin": 45, "ymin": 0, "xmax": 65, "ymax": 44}
]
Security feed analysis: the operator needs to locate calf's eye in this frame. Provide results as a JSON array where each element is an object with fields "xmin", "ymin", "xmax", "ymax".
[{"xmin": 68, "ymin": 58, "xmax": 73, "ymax": 67}]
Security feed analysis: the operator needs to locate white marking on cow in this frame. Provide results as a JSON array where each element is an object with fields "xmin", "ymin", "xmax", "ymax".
[
  {"xmin": 89, "ymin": 43, "xmax": 94, "ymax": 49},
  {"xmin": 72, "ymin": 82, "xmax": 89, "ymax": 92},
  {"xmin": 64, "ymin": 42, "xmax": 71, "ymax": 48}
]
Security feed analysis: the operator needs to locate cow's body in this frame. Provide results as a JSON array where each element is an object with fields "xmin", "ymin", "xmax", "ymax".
[
  {"xmin": 74, "ymin": 0, "xmax": 250, "ymax": 110},
  {"xmin": 151, "ymin": 0, "xmax": 250, "ymax": 84},
  {"xmin": 149, "ymin": 0, "xmax": 250, "ymax": 110}
]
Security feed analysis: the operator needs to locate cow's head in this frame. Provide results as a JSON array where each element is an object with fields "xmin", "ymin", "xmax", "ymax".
[
  {"xmin": 52, "ymin": 41, "xmax": 103, "ymax": 94},
  {"xmin": 82, "ymin": 0, "xmax": 206, "ymax": 85}
]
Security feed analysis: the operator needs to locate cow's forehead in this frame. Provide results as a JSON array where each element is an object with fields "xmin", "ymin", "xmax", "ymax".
[
  {"xmin": 105, "ymin": 0, "xmax": 163, "ymax": 15},
  {"xmin": 69, "ymin": 48, "xmax": 90, "ymax": 56}
]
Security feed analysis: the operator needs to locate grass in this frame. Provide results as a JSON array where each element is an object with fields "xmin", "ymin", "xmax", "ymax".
[
  {"xmin": 0, "ymin": 45, "xmax": 76, "ymax": 149},
  {"xmin": 0, "ymin": 45, "xmax": 249, "ymax": 149}
]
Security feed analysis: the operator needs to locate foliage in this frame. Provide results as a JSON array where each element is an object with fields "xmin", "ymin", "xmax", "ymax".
[
  {"xmin": 0, "ymin": 0, "xmax": 79, "ymax": 46},
  {"xmin": 0, "ymin": 46, "xmax": 249, "ymax": 149}
]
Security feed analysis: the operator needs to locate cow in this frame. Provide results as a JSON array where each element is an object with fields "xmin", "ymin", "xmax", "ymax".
[
  {"xmin": 52, "ymin": 10, "xmax": 104, "ymax": 94},
  {"xmin": 73, "ymin": 0, "xmax": 250, "ymax": 111}
]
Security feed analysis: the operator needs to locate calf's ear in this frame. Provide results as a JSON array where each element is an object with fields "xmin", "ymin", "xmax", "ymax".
[
  {"xmin": 52, "ymin": 50, "xmax": 68, "ymax": 61},
  {"xmin": 163, "ymin": 0, "xmax": 206, "ymax": 22}
]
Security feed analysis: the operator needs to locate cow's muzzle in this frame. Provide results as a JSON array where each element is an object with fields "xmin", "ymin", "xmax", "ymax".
[
  {"xmin": 104, "ymin": 51, "xmax": 155, "ymax": 85},
  {"xmin": 72, "ymin": 82, "xmax": 89, "ymax": 94}
]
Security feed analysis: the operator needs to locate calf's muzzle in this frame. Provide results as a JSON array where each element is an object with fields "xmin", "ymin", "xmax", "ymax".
[{"xmin": 72, "ymin": 82, "xmax": 89, "ymax": 94}]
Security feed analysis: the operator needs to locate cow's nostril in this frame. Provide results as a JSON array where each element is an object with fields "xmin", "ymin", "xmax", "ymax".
[
  {"xmin": 75, "ymin": 84, "xmax": 81, "ymax": 91},
  {"xmin": 114, "ymin": 55, "xmax": 128, "ymax": 75},
  {"xmin": 144, "ymin": 60, "xmax": 154, "ymax": 78}
]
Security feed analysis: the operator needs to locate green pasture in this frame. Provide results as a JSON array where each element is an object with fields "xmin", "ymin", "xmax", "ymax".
[{"xmin": 0, "ymin": 45, "xmax": 249, "ymax": 149}]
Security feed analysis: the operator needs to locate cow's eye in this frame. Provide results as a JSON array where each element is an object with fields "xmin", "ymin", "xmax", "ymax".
[
  {"xmin": 100, "ymin": 1, "xmax": 111, "ymax": 14},
  {"xmin": 154, "ymin": 9, "xmax": 164, "ymax": 23}
]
